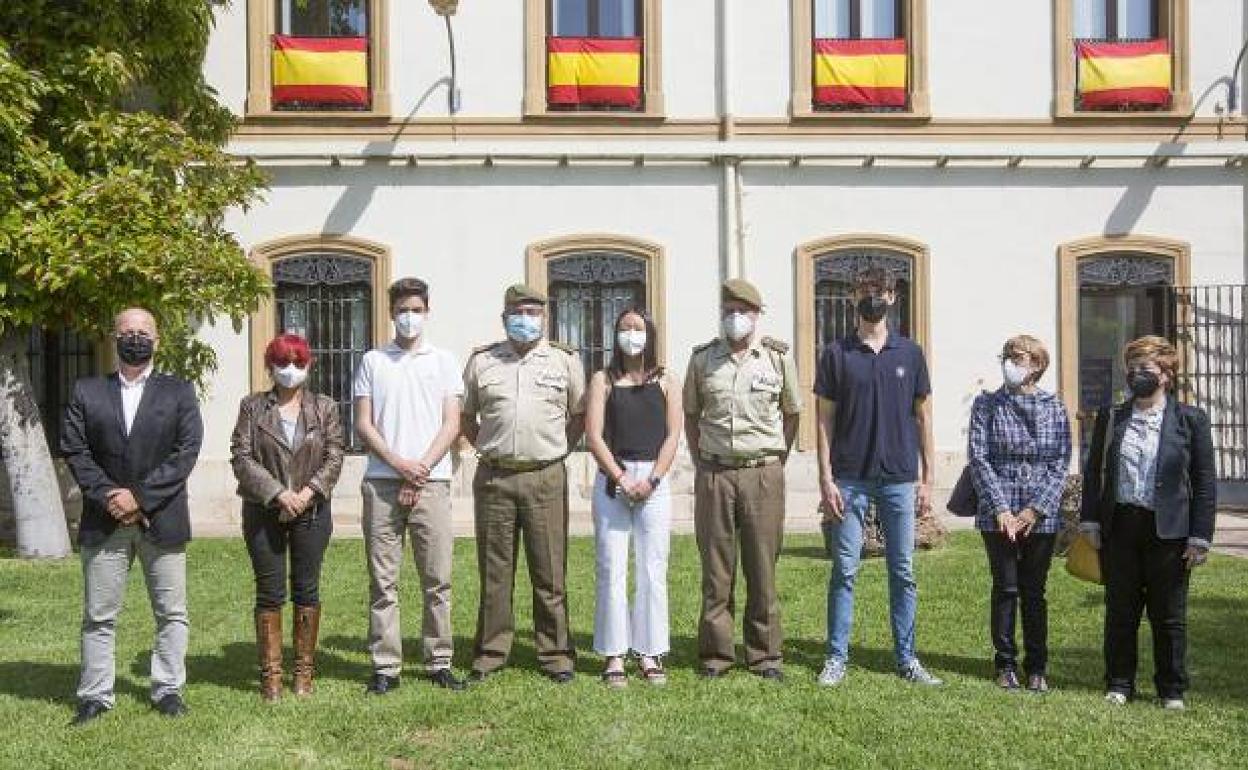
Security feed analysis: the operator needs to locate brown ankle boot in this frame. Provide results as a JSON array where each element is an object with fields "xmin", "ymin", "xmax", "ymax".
[
  {"xmin": 255, "ymin": 609, "xmax": 283, "ymax": 702},
  {"xmin": 292, "ymin": 605, "xmax": 321, "ymax": 697}
]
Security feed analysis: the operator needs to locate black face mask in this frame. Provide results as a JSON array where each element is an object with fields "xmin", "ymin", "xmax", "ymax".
[
  {"xmin": 1127, "ymin": 369, "xmax": 1161, "ymax": 398},
  {"xmin": 116, "ymin": 333, "xmax": 155, "ymax": 367},
  {"xmin": 857, "ymin": 296, "xmax": 890, "ymax": 324}
]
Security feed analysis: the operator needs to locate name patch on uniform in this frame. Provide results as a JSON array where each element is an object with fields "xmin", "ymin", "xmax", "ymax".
[
  {"xmin": 751, "ymin": 372, "xmax": 782, "ymax": 393},
  {"xmin": 535, "ymin": 370, "xmax": 568, "ymax": 390}
]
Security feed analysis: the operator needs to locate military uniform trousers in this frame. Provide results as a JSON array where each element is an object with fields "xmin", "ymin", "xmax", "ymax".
[
  {"xmin": 362, "ymin": 478, "xmax": 454, "ymax": 674},
  {"xmin": 694, "ymin": 461, "xmax": 786, "ymax": 673},
  {"xmin": 471, "ymin": 461, "xmax": 575, "ymax": 675}
]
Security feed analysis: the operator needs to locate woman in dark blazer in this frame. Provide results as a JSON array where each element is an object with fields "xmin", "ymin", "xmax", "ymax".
[
  {"xmin": 230, "ymin": 334, "xmax": 344, "ymax": 701},
  {"xmin": 1080, "ymin": 335, "xmax": 1216, "ymax": 711}
]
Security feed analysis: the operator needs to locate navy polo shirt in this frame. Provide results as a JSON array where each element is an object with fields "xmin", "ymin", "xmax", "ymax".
[{"xmin": 813, "ymin": 334, "xmax": 931, "ymax": 483}]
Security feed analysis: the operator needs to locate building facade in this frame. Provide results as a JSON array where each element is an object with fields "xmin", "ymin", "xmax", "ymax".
[{"xmin": 8, "ymin": 0, "xmax": 1248, "ymax": 537}]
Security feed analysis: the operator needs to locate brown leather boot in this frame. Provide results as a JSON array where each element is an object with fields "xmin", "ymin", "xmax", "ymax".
[
  {"xmin": 255, "ymin": 609, "xmax": 283, "ymax": 702},
  {"xmin": 292, "ymin": 604, "xmax": 321, "ymax": 697}
]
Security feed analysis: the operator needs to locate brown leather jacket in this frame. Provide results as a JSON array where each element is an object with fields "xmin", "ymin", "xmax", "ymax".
[{"xmin": 229, "ymin": 390, "xmax": 345, "ymax": 506}]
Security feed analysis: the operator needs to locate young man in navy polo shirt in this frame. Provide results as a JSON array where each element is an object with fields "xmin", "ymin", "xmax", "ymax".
[{"xmin": 814, "ymin": 266, "xmax": 941, "ymax": 687}]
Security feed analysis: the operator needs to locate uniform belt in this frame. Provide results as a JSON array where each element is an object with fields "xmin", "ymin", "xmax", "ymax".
[
  {"xmin": 699, "ymin": 452, "xmax": 781, "ymax": 469},
  {"xmin": 480, "ymin": 456, "xmax": 562, "ymax": 473}
]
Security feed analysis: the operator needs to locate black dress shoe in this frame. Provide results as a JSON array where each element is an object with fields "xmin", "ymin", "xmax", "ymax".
[
  {"xmin": 71, "ymin": 700, "xmax": 109, "ymax": 726},
  {"xmin": 430, "ymin": 669, "xmax": 466, "ymax": 691},
  {"xmin": 366, "ymin": 673, "xmax": 401, "ymax": 695},
  {"xmin": 153, "ymin": 693, "xmax": 189, "ymax": 717},
  {"xmin": 755, "ymin": 668, "xmax": 784, "ymax": 682},
  {"xmin": 546, "ymin": 670, "xmax": 575, "ymax": 685}
]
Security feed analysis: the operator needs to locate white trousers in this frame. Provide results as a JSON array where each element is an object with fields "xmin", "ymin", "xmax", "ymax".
[{"xmin": 592, "ymin": 460, "xmax": 671, "ymax": 657}]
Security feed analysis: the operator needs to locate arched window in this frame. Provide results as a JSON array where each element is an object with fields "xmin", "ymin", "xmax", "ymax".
[
  {"xmin": 250, "ymin": 235, "xmax": 393, "ymax": 452},
  {"xmin": 795, "ymin": 235, "xmax": 930, "ymax": 448},
  {"xmin": 1058, "ymin": 235, "xmax": 1190, "ymax": 451},
  {"xmin": 526, "ymin": 235, "xmax": 666, "ymax": 376}
]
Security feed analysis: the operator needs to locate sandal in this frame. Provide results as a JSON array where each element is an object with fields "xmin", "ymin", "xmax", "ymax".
[
  {"xmin": 601, "ymin": 669, "xmax": 628, "ymax": 688},
  {"xmin": 639, "ymin": 657, "xmax": 667, "ymax": 687}
]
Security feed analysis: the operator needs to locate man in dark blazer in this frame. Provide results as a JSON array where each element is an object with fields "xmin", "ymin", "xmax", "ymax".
[{"xmin": 61, "ymin": 308, "xmax": 203, "ymax": 725}]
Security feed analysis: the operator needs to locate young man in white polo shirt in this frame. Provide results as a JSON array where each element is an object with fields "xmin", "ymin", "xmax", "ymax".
[{"xmin": 353, "ymin": 278, "xmax": 465, "ymax": 692}]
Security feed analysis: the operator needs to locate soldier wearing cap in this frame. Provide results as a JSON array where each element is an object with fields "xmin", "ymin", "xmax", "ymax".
[
  {"xmin": 461, "ymin": 283, "xmax": 586, "ymax": 684},
  {"xmin": 683, "ymin": 278, "xmax": 802, "ymax": 680}
]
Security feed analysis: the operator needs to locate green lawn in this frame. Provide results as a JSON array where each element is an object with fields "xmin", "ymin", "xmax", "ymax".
[{"xmin": 1, "ymin": 532, "xmax": 1246, "ymax": 770}]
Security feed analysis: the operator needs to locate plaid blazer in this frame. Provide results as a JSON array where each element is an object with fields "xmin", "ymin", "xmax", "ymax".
[{"xmin": 967, "ymin": 387, "xmax": 1072, "ymax": 534}]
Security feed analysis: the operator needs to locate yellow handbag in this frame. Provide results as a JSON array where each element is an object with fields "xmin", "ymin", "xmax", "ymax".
[{"xmin": 1065, "ymin": 533, "xmax": 1103, "ymax": 585}]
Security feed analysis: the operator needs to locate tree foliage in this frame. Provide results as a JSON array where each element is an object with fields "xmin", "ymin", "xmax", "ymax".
[{"xmin": 0, "ymin": 1, "xmax": 268, "ymax": 384}]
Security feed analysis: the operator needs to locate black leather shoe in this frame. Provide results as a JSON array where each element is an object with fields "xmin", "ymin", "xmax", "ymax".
[
  {"xmin": 153, "ymin": 693, "xmax": 189, "ymax": 717},
  {"xmin": 467, "ymin": 669, "xmax": 493, "ymax": 685},
  {"xmin": 366, "ymin": 673, "xmax": 401, "ymax": 695},
  {"xmin": 698, "ymin": 667, "xmax": 726, "ymax": 679},
  {"xmin": 71, "ymin": 700, "xmax": 109, "ymax": 726},
  {"xmin": 755, "ymin": 668, "xmax": 784, "ymax": 683},
  {"xmin": 546, "ymin": 670, "xmax": 575, "ymax": 685},
  {"xmin": 430, "ymin": 669, "xmax": 466, "ymax": 691}
]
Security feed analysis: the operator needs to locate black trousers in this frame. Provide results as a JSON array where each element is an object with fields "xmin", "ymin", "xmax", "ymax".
[
  {"xmin": 1103, "ymin": 505, "xmax": 1190, "ymax": 699},
  {"xmin": 981, "ymin": 532, "xmax": 1057, "ymax": 676},
  {"xmin": 242, "ymin": 501, "xmax": 333, "ymax": 611}
]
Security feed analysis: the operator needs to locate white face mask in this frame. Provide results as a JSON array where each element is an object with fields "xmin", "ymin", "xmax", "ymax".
[
  {"xmin": 395, "ymin": 310, "xmax": 425, "ymax": 339},
  {"xmin": 1002, "ymin": 360, "xmax": 1030, "ymax": 388},
  {"xmin": 273, "ymin": 364, "xmax": 308, "ymax": 389},
  {"xmin": 616, "ymin": 329, "xmax": 647, "ymax": 357},
  {"xmin": 722, "ymin": 311, "xmax": 755, "ymax": 342}
]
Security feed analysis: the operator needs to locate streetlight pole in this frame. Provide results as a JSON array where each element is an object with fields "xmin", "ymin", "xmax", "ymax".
[{"xmin": 428, "ymin": 0, "xmax": 461, "ymax": 114}]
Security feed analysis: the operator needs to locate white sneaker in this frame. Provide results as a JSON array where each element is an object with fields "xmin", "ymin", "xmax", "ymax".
[
  {"xmin": 817, "ymin": 659, "xmax": 847, "ymax": 687},
  {"xmin": 1161, "ymin": 698, "xmax": 1186, "ymax": 711},
  {"xmin": 1104, "ymin": 691, "xmax": 1129, "ymax": 706},
  {"xmin": 898, "ymin": 661, "xmax": 943, "ymax": 687}
]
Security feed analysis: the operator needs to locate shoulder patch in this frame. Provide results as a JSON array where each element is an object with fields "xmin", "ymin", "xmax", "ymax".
[
  {"xmin": 548, "ymin": 340, "xmax": 578, "ymax": 355},
  {"xmin": 470, "ymin": 341, "xmax": 506, "ymax": 356},
  {"xmin": 760, "ymin": 336, "xmax": 790, "ymax": 355}
]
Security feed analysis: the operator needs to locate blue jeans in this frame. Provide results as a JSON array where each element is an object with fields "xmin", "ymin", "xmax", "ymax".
[{"xmin": 823, "ymin": 479, "xmax": 918, "ymax": 668}]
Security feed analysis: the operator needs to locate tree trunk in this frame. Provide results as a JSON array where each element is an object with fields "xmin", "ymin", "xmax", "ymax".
[{"xmin": 0, "ymin": 328, "xmax": 71, "ymax": 559}]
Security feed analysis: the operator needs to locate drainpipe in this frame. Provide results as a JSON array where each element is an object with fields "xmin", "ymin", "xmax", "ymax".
[{"xmin": 718, "ymin": 0, "xmax": 744, "ymax": 281}]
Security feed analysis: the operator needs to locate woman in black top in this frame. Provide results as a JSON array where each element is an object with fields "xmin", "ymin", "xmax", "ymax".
[{"xmin": 585, "ymin": 307, "xmax": 683, "ymax": 687}]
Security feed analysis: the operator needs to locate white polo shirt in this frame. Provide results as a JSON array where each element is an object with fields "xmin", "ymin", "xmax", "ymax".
[{"xmin": 353, "ymin": 340, "xmax": 464, "ymax": 481}]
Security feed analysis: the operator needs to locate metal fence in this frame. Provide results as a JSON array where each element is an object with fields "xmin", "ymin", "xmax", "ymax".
[{"xmin": 1170, "ymin": 285, "xmax": 1248, "ymax": 482}]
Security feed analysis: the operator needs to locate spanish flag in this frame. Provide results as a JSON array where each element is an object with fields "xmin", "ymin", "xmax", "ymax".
[
  {"xmin": 813, "ymin": 38, "xmax": 908, "ymax": 108},
  {"xmin": 547, "ymin": 37, "xmax": 642, "ymax": 109},
  {"xmin": 272, "ymin": 35, "xmax": 370, "ymax": 108},
  {"xmin": 1076, "ymin": 39, "xmax": 1172, "ymax": 109}
]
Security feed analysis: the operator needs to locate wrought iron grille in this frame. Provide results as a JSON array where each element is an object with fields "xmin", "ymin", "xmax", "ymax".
[
  {"xmin": 26, "ymin": 327, "xmax": 98, "ymax": 451},
  {"xmin": 814, "ymin": 250, "xmax": 913, "ymax": 355},
  {"xmin": 1170, "ymin": 285, "xmax": 1248, "ymax": 482},
  {"xmin": 273, "ymin": 253, "xmax": 372, "ymax": 452},
  {"xmin": 548, "ymin": 252, "xmax": 647, "ymax": 375}
]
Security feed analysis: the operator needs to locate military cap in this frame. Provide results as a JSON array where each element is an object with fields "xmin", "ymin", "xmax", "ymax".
[
  {"xmin": 721, "ymin": 278, "xmax": 763, "ymax": 310},
  {"xmin": 504, "ymin": 283, "xmax": 548, "ymax": 306}
]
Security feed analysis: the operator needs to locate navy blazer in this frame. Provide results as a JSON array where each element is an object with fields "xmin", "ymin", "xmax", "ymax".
[
  {"xmin": 1080, "ymin": 397, "xmax": 1216, "ymax": 544},
  {"xmin": 60, "ymin": 371, "xmax": 204, "ymax": 548}
]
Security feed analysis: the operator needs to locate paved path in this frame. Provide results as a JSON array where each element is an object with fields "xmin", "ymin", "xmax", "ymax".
[{"xmin": 1213, "ymin": 511, "xmax": 1248, "ymax": 558}]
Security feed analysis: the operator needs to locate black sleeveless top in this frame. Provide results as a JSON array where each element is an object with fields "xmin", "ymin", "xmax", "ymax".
[{"xmin": 604, "ymin": 380, "xmax": 668, "ymax": 461}]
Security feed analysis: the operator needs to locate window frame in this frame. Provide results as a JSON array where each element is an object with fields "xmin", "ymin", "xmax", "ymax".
[
  {"xmin": 525, "ymin": 234, "xmax": 667, "ymax": 366},
  {"xmin": 791, "ymin": 0, "xmax": 930, "ymax": 121},
  {"xmin": 245, "ymin": 0, "xmax": 392, "ymax": 120},
  {"xmin": 1057, "ymin": 234, "xmax": 1191, "ymax": 455},
  {"xmin": 248, "ymin": 234, "xmax": 393, "ymax": 400},
  {"xmin": 793, "ymin": 234, "xmax": 931, "ymax": 450},
  {"xmin": 524, "ymin": 0, "xmax": 665, "ymax": 120},
  {"xmin": 1054, "ymin": 0, "xmax": 1191, "ymax": 119}
]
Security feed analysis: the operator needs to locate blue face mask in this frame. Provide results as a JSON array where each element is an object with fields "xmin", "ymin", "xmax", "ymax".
[{"xmin": 505, "ymin": 313, "xmax": 543, "ymax": 343}]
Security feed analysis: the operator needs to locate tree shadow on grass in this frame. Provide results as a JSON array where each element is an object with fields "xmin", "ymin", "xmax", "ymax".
[{"xmin": 0, "ymin": 660, "xmax": 146, "ymax": 706}]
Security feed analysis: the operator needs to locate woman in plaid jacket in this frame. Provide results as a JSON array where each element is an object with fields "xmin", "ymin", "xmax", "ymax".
[{"xmin": 968, "ymin": 335, "xmax": 1072, "ymax": 694}]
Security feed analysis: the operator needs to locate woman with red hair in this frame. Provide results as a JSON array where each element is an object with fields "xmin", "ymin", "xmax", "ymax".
[{"xmin": 229, "ymin": 333, "xmax": 344, "ymax": 701}]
